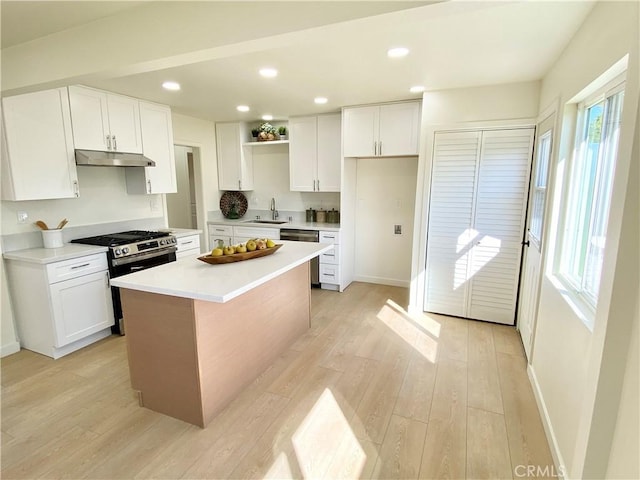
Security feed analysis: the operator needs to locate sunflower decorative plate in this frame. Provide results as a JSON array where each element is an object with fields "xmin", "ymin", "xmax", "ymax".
[{"xmin": 220, "ymin": 191, "xmax": 248, "ymax": 219}]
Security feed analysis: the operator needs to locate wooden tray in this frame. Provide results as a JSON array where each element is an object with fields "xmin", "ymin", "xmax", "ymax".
[{"xmin": 197, "ymin": 244, "xmax": 282, "ymax": 264}]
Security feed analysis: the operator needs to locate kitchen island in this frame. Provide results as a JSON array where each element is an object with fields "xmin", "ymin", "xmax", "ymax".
[{"xmin": 110, "ymin": 241, "xmax": 332, "ymax": 427}]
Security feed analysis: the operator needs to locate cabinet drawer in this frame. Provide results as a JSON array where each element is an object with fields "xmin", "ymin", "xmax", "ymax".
[
  {"xmin": 46, "ymin": 253, "xmax": 108, "ymax": 284},
  {"xmin": 233, "ymin": 226, "xmax": 280, "ymax": 240},
  {"xmin": 176, "ymin": 235, "xmax": 200, "ymax": 252},
  {"xmin": 319, "ymin": 264, "xmax": 340, "ymax": 284},
  {"xmin": 209, "ymin": 224, "xmax": 233, "ymax": 236},
  {"xmin": 319, "ymin": 231, "xmax": 339, "ymax": 244},
  {"xmin": 320, "ymin": 244, "xmax": 339, "ymax": 265}
]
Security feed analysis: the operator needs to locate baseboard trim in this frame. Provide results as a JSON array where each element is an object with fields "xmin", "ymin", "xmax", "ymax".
[
  {"xmin": 528, "ymin": 364, "xmax": 568, "ymax": 479},
  {"xmin": 1, "ymin": 341, "xmax": 20, "ymax": 358},
  {"xmin": 353, "ymin": 275, "xmax": 409, "ymax": 288}
]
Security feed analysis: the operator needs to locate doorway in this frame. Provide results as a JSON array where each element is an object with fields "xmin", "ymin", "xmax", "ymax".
[{"xmin": 167, "ymin": 145, "xmax": 197, "ymax": 229}]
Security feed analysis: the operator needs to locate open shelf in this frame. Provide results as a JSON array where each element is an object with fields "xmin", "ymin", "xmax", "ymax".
[{"xmin": 243, "ymin": 140, "xmax": 289, "ymax": 147}]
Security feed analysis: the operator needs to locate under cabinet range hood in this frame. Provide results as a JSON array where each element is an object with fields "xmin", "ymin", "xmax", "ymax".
[{"xmin": 75, "ymin": 150, "xmax": 156, "ymax": 167}]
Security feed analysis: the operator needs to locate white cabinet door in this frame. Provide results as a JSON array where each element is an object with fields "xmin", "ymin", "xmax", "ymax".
[
  {"xmin": 289, "ymin": 116, "xmax": 317, "ymax": 191},
  {"xmin": 378, "ymin": 102, "xmax": 420, "ymax": 156},
  {"xmin": 216, "ymin": 122, "xmax": 253, "ymax": 191},
  {"xmin": 2, "ymin": 88, "xmax": 79, "ymax": 200},
  {"xmin": 343, "ymin": 102, "xmax": 421, "ymax": 157},
  {"xmin": 68, "ymin": 85, "xmax": 111, "ymax": 151},
  {"xmin": 68, "ymin": 86, "xmax": 142, "ymax": 153},
  {"xmin": 106, "ymin": 94, "xmax": 143, "ymax": 153},
  {"xmin": 343, "ymin": 106, "xmax": 377, "ymax": 157},
  {"xmin": 316, "ymin": 114, "xmax": 341, "ymax": 192},
  {"xmin": 126, "ymin": 102, "xmax": 177, "ymax": 194},
  {"xmin": 50, "ymin": 271, "xmax": 114, "ymax": 347}
]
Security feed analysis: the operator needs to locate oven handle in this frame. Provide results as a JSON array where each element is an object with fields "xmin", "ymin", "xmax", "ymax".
[{"xmin": 111, "ymin": 247, "xmax": 177, "ymax": 266}]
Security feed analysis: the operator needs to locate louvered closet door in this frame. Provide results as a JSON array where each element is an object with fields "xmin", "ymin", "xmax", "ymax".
[
  {"xmin": 425, "ymin": 131, "xmax": 481, "ymax": 317},
  {"xmin": 467, "ymin": 129, "xmax": 534, "ymax": 323}
]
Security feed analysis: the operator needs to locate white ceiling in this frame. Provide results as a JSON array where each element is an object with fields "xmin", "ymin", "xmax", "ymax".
[{"xmin": 1, "ymin": 1, "xmax": 595, "ymax": 123}]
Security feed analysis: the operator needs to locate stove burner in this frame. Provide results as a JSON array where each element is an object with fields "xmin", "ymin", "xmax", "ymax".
[{"xmin": 71, "ymin": 230, "xmax": 169, "ymax": 247}]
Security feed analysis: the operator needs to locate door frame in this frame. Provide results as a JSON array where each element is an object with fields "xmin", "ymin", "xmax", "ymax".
[{"xmin": 516, "ymin": 99, "xmax": 559, "ymax": 361}]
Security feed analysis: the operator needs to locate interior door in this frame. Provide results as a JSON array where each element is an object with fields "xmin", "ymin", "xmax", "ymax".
[{"xmin": 517, "ymin": 113, "xmax": 555, "ymax": 359}]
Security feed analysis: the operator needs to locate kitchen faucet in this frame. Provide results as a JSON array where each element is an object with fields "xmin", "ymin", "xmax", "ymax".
[{"xmin": 271, "ymin": 197, "xmax": 279, "ymax": 220}]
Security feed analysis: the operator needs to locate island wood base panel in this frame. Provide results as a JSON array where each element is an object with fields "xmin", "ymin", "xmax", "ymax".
[{"xmin": 120, "ymin": 262, "xmax": 311, "ymax": 427}]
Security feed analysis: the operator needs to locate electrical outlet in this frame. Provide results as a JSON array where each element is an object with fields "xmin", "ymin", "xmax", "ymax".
[
  {"xmin": 17, "ymin": 212, "xmax": 28, "ymax": 223},
  {"xmin": 394, "ymin": 224, "xmax": 402, "ymax": 235}
]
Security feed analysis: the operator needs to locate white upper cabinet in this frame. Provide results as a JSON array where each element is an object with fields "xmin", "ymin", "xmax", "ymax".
[
  {"xmin": 216, "ymin": 122, "xmax": 253, "ymax": 191},
  {"xmin": 68, "ymin": 85, "xmax": 143, "ymax": 154},
  {"xmin": 1, "ymin": 88, "xmax": 79, "ymax": 200},
  {"xmin": 343, "ymin": 101, "xmax": 421, "ymax": 157},
  {"xmin": 289, "ymin": 114, "xmax": 341, "ymax": 192},
  {"xmin": 126, "ymin": 101, "xmax": 177, "ymax": 194}
]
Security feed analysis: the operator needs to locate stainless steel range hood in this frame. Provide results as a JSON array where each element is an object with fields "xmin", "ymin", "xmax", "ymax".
[{"xmin": 75, "ymin": 150, "xmax": 156, "ymax": 167}]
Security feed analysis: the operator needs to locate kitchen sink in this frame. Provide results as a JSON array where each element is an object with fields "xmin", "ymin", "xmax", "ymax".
[{"xmin": 242, "ymin": 220, "xmax": 288, "ymax": 224}]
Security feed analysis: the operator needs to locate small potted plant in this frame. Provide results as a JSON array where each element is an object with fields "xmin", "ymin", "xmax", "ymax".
[
  {"xmin": 277, "ymin": 126, "xmax": 288, "ymax": 141},
  {"xmin": 251, "ymin": 128, "xmax": 260, "ymax": 141},
  {"xmin": 257, "ymin": 122, "xmax": 277, "ymax": 141}
]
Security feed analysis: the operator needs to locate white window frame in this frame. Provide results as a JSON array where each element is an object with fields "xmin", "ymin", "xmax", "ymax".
[{"xmin": 553, "ymin": 74, "xmax": 625, "ymax": 320}]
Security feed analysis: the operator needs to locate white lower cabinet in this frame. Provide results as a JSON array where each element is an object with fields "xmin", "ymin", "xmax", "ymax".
[
  {"xmin": 207, "ymin": 224, "xmax": 280, "ymax": 250},
  {"xmin": 319, "ymin": 230, "xmax": 341, "ymax": 290},
  {"xmin": 176, "ymin": 234, "xmax": 201, "ymax": 258},
  {"xmin": 5, "ymin": 253, "xmax": 114, "ymax": 359}
]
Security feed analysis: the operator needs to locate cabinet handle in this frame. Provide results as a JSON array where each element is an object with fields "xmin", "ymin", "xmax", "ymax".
[
  {"xmin": 373, "ymin": 141, "xmax": 377, "ymax": 156},
  {"xmin": 379, "ymin": 141, "xmax": 382, "ymax": 156},
  {"xmin": 324, "ymin": 273, "xmax": 335, "ymax": 277},
  {"xmin": 181, "ymin": 240, "xmax": 194, "ymax": 245},
  {"xmin": 214, "ymin": 228, "xmax": 226, "ymax": 232},
  {"xmin": 73, "ymin": 180, "xmax": 79, "ymax": 197},
  {"xmin": 112, "ymin": 135, "xmax": 118, "ymax": 151},
  {"xmin": 147, "ymin": 180, "xmax": 152, "ymax": 194},
  {"xmin": 317, "ymin": 179, "xmax": 320, "ymax": 191},
  {"xmin": 105, "ymin": 272, "xmax": 110, "ymax": 288},
  {"xmin": 71, "ymin": 263, "xmax": 90, "ymax": 270},
  {"xmin": 238, "ymin": 180, "xmax": 241, "ymax": 190},
  {"xmin": 106, "ymin": 135, "xmax": 112, "ymax": 150}
]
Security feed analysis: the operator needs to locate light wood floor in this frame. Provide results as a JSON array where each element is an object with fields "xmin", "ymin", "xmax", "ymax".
[{"xmin": 1, "ymin": 282, "xmax": 554, "ymax": 479}]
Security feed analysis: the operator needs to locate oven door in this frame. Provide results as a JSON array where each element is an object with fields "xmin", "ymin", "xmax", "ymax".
[{"xmin": 110, "ymin": 247, "xmax": 177, "ymax": 335}]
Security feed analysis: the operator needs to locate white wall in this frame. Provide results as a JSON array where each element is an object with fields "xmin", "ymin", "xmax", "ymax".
[
  {"xmin": 530, "ymin": 2, "xmax": 639, "ymax": 478},
  {"xmin": 409, "ymin": 80, "xmax": 540, "ymax": 311},
  {"xmin": 247, "ymin": 145, "xmax": 339, "ymax": 214},
  {"xmin": 1, "ymin": 167, "xmax": 163, "ymax": 236},
  {"xmin": 355, "ymin": 157, "xmax": 417, "ymax": 287}
]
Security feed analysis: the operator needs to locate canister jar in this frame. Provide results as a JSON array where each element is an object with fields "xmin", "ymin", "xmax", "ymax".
[
  {"xmin": 306, "ymin": 208, "xmax": 316, "ymax": 222},
  {"xmin": 315, "ymin": 209, "xmax": 327, "ymax": 223}
]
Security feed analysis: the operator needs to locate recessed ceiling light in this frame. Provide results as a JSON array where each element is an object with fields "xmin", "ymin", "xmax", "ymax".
[
  {"xmin": 236, "ymin": 105, "xmax": 250, "ymax": 112},
  {"xmin": 259, "ymin": 68, "xmax": 278, "ymax": 78},
  {"xmin": 387, "ymin": 47, "xmax": 409, "ymax": 58},
  {"xmin": 410, "ymin": 85, "xmax": 425, "ymax": 93},
  {"xmin": 262, "ymin": 114, "xmax": 273, "ymax": 121},
  {"xmin": 162, "ymin": 81, "xmax": 181, "ymax": 91},
  {"xmin": 314, "ymin": 97, "xmax": 328, "ymax": 105}
]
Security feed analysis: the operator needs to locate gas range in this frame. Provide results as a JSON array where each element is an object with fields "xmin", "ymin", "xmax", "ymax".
[
  {"xmin": 71, "ymin": 230, "xmax": 178, "ymax": 335},
  {"xmin": 71, "ymin": 230, "xmax": 177, "ymax": 261}
]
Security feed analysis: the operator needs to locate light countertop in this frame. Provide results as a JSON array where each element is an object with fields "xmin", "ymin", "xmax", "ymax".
[
  {"xmin": 3, "ymin": 244, "xmax": 109, "ymax": 265},
  {"xmin": 110, "ymin": 240, "xmax": 332, "ymax": 303},
  {"xmin": 207, "ymin": 219, "xmax": 340, "ymax": 232},
  {"xmin": 159, "ymin": 228, "xmax": 203, "ymax": 238}
]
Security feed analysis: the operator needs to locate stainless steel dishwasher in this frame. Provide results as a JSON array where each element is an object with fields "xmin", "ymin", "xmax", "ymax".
[{"xmin": 280, "ymin": 229, "xmax": 320, "ymax": 286}]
